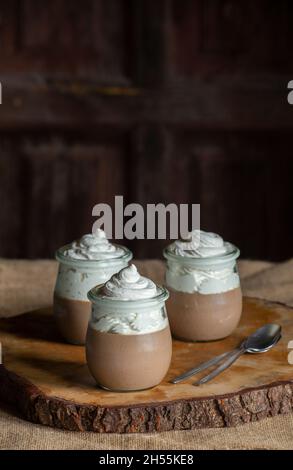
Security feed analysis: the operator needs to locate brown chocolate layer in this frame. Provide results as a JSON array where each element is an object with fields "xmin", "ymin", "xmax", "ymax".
[
  {"xmin": 167, "ymin": 287, "xmax": 242, "ymax": 341},
  {"xmin": 54, "ymin": 293, "xmax": 91, "ymax": 345},
  {"xmin": 86, "ymin": 326, "xmax": 172, "ymax": 391}
]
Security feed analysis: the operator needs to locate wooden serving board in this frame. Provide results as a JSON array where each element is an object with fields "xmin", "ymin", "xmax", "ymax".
[{"xmin": 0, "ymin": 297, "xmax": 293, "ymax": 433}]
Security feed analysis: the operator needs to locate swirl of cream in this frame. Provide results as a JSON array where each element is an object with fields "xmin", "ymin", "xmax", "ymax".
[
  {"xmin": 100, "ymin": 264, "xmax": 158, "ymax": 300},
  {"xmin": 64, "ymin": 229, "xmax": 124, "ymax": 260},
  {"xmin": 169, "ymin": 230, "xmax": 233, "ymax": 258}
]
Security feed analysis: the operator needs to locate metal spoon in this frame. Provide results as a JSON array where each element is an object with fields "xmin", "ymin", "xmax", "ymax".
[
  {"xmin": 171, "ymin": 324, "xmax": 281, "ymax": 385},
  {"xmin": 193, "ymin": 323, "xmax": 281, "ymax": 386}
]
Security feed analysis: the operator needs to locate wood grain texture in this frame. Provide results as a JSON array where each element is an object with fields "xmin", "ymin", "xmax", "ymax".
[
  {"xmin": 0, "ymin": 297, "xmax": 292, "ymax": 433},
  {"xmin": 0, "ymin": 0, "xmax": 293, "ymax": 260}
]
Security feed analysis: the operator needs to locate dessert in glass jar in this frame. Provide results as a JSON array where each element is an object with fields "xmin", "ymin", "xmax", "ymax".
[
  {"xmin": 54, "ymin": 229, "xmax": 132, "ymax": 345},
  {"xmin": 86, "ymin": 264, "xmax": 172, "ymax": 391},
  {"xmin": 163, "ymin": 230, "xmax": 242, "ymax": 342}
]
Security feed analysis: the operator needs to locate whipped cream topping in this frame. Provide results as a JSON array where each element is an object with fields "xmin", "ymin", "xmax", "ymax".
[
  {"xmin": 100, "ymin": 264, "xmax": 158, "ymax": 300},
  {"xmin": 166, "ymin": 263, "xmax": 240, "ymax": 294},
  {"xmin": 90, "ymin": 265, "xmax": 168, "ymax": 334},
  {"xmin": 165, "ymin": 230, "xmax": 240, "ymax": 294},
  {"xmin": 91, "ymin": 309, "xmax": 168, "ymax": 335},
  {"xmin": 64, "ymin": 229, "xmax": 124, "ymax": 260},
  {"xmin": 169, "ymin": 230, "xmax": 233, "ymax": 258}
]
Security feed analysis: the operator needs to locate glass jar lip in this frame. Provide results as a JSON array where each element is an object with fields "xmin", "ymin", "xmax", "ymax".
[
  {"xmin": 163, "ymin": 243, "xmax": 240, "ymax": 266},
  {"xmin": 55, "ymin": 244, "xmax": 133, "ymax": 269},
  {"xmin": 88, "ymin": 284, "xmax": 169, "ymax": 309}
]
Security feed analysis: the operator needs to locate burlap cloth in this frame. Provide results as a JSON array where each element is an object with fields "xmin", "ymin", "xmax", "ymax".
[{"xmin": 0, "ymin": 258, "xmax": 293, "ymax": 450}]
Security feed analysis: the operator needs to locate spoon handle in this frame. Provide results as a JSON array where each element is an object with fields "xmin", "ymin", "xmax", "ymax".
[
  {"xmin": 171, "ymin": 348, "xmax": 240, "ymax": 384},
  {"xmin": 193, "ymin": 348, "xmax": 245, "ymax": 386}
]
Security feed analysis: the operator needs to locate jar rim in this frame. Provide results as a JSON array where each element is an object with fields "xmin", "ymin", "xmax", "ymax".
[
  {"xmin": 88, "ymin": 284, "xmax": 169, "ymax": 309},
  {"xmin": 55, "ymin": 244, "xmax": 133, "ymax": 269},
  {"xmin": 163, "ymin": 244, "xmax": 240, "ymax": 267}
]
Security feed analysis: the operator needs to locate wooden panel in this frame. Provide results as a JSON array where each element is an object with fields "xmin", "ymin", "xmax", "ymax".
[
  {"xmin": 201, "ymin": 0, "xmax": 248, "ymax": 54},
  {"xmin": 0, "ymin": 0, "xmax": 292, "ymax": 261},
  {"xmin": 131, "ymin": 126, "xmax": 173, "ymax": 258},
  {"xmin": 2, "ymin": 78, "xmax": 293, "ymax": 131},
  {"xmin": 0, "ymin": 138, "xmax": 25, "ymax": 257},
  {"xmin": 172, "ymin": 131, "xmax": 293, "ymax": 260},
  {"xmin": 190, "ymin": 136, "xmax": 268, "ymax": 259},
  {"xmin": 131, "ymin": 126, "xmax": 202, "ymax": 259},
  {"xmin": 0, "ymin": 135, "xmax": 128, "ymax": 258},
  {"xmin": 170, "ymin": 0, "xmax": 293, "ymax": 75},
  {"xmin": 0, "ymin": 2, "xmax": 17, "ymax": 55},
  {"xmin": 133, "ymin": 0, "xmax": 168, "ymax": 86},
  {"xmin": 0, "ymin": 0, "xmax": 131, "ymax": 82}
]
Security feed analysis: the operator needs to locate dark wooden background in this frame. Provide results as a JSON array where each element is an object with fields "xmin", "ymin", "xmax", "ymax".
[{"xmin": 0, "ymin": 0, "xmax": 293, "ymax": 260}]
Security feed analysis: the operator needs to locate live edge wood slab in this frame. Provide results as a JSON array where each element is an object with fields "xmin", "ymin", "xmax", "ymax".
[{"xmin": 0, "ymin": 297, "xmax": 293, "ymax": 433}]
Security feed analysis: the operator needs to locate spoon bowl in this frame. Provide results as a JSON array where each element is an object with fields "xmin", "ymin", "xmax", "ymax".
[
  {"xmin": 244, "ymin": 324, "xmax": 282, "ymax": 353},
  {"xmin": 247, "ymin": 333, "xmax": 281, "ymax": 354}
]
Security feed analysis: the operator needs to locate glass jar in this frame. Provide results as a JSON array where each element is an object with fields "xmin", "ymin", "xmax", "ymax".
[
  {"xmin": 86, "ymin": 286, "xmax": 172, "ymax": 391},
  {"xmin": 163, "ymin": 245, "xmax": 242, "ymax": 342},
  {"xmin": 54, "ymin": 245, "xmax": 132, "ymax": 345}
]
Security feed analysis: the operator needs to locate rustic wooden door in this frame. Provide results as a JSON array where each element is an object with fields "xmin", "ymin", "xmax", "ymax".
[{"xmin": 0, "ymin": 0, "xmax": 292, "ymax": 260}]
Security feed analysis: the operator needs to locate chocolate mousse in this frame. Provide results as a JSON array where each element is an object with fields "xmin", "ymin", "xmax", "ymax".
[
  {"xmin": 53, "ymin": 229, "xmax": 132, "ymax": 344},
  {"xmin": 86, "ymin": 264, "xmax": 172, "ymax": 391},
  {"xmin": 164, "ymin": 230, "xmax": 243, "ymax": 342}
]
